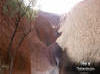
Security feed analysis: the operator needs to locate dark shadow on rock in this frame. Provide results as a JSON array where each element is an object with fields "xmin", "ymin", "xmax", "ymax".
[
  {"xmin": 48, "ymin": 42, "xmax": 63, "ymax": 67},
  {"xmin": 58, "ymin": 48, "xmax": 100, "ymax": 74}
]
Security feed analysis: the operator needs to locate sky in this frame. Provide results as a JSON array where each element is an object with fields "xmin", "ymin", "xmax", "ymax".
[{"xmin": 24, "ymin": 0, "xmax": 84, "ymax": 15}]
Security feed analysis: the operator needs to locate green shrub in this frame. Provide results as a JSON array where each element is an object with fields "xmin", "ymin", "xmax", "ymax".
[{"xmin": 3, "ymin": 0, "xmax": 37, "ymax": 19}]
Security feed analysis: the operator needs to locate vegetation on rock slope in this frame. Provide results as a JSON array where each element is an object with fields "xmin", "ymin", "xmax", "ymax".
[{"xmin": 3, "ymin": 0, "xmax": 37, "ymax": 19}]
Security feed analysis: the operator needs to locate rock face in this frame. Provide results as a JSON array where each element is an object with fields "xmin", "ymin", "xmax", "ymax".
[
  {"xmin": 57, "ymin": 0, "xmax": 100, "ymax": 73},
  {"xmin": 57, "ymin": 0, "xmax": 100, "ymax": 64},
  {"xmin": 34, "ymin": 11, "xmax": 60, "ymax": 46},
  {"xmin": 0, "ymin": 0, "xmax": 60, "ymax": 74},
  {"xmin": 38, "ymin": 11, "xmax": 60, "ymax": 31}
]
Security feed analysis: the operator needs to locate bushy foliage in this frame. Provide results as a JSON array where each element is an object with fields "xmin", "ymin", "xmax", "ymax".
[{"xmin": 3, "ymin": 0, "xmax": 37, "ymax": 19}]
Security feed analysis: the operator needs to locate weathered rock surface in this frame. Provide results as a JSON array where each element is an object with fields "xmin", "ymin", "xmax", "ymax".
[
  {"xmin": 0, "ymin": 0, "xmax": 60, "ymax": 74},
  {"xmin": 34, "ymin": 11, "xmax": 60, "ymax": 46},
  {"xmin": 38, "ymin": 11, "xmax": 60, "ymax": 31},
  {"xmin": 57, "ymin": 0, "xmax": 100, "ymax": 73}
]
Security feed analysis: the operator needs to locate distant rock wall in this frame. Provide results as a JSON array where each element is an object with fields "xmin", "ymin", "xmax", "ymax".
[{"xmin": 34, "ymin": 12, "xmax": 58, "ymax": 46}]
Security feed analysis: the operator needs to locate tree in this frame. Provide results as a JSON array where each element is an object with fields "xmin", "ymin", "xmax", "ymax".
[{"xmin": 2, "ymin": 0, "xmax": 38, "ymax": 74}]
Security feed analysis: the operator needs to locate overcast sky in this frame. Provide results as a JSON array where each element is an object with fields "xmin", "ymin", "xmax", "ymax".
[{"xmin": 24, "ymin": 0, "xmax": 84, "ymax": 14}]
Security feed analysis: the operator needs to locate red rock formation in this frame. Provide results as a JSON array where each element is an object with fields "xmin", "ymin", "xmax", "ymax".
[
  {"xmin": 34, "ymin": 11, "xmax": 60, "ymax": 46},
  {"xmin": 0, "ymin": 0, "xmax": 60, "ymax": 74},
  {"xmin": 38, "ymin": 11, "xmax": 60, "ymax": 31}
]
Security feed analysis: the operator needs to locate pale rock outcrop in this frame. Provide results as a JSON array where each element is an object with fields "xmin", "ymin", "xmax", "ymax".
[{"xmin": 57, "ymin": 0, "xmax": 100, "ymax": 65}]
